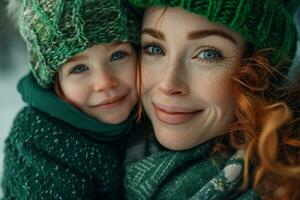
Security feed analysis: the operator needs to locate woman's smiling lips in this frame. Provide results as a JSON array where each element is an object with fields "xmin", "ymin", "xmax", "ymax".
[
  {"xmin": 91, "ymin": 94, "xmax": 127, "ymax": 109},
  {"xmin": 153, "ymin": 102, "xmax": 203, "ymax": 125}
]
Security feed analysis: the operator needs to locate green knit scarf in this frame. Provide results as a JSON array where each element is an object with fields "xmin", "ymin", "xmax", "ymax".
[{"xmin": 125, "ymin": 141, "xmax": 259, "ymax": 200}]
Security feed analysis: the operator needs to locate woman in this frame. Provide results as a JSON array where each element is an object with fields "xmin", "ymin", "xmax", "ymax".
[{"xmin": 125, "ymin": 0, "xmax": 300, "ymax": 199}]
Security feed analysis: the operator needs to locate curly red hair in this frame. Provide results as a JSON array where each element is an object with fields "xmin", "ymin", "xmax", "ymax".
[{"xmin": 220, "ymin": 48, "xmax": 300, "ymax": 200}]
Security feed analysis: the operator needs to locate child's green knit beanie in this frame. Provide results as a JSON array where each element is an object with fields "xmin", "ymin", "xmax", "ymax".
[
  {"xmin": 129, "ymin": 0, "xmax": 298, "ymax": 73},
  {"xmin": 18, "ymin": 0, "xmax": 140, "ymax": 88}
]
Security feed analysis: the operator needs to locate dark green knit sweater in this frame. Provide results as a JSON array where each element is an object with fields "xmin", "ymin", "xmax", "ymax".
[{"xmin": 1, "ymin": 73, "xmax": 140, "ymax": 199}]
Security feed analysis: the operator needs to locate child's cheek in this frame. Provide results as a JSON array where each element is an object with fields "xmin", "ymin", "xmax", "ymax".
[{"xmin": 60, "ymin": 80, "xmax": 89, "ymax": 106}]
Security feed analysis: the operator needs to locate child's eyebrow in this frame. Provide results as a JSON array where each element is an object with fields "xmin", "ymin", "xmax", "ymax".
[
  {"xmin": 105, "ymin": 41, "xmax": 132, "ymax": 52},
  {"xmin": 106, "ymin": 41, "xmax": 123, "ymax": 48},
  {"xmin": 67, "ymin": 55, "xmax": 88, "ymax": 63}
]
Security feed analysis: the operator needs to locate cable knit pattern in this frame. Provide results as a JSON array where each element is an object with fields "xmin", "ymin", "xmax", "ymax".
[
  {"xmin": 17, "ymin": 0, "xmax": 140, "ymax": 88},
  {"xmin": 125, "ymin": 145, "xmax": 259, "ymax": 200},
  {"xmin": 2, "ymin": 106, "xmax": 123, "ymax": 199}
]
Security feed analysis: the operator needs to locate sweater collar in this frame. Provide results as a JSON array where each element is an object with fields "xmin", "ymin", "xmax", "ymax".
[{"xmin": 18, "ymin": 73, "xmax": 136, "ymax": 141}]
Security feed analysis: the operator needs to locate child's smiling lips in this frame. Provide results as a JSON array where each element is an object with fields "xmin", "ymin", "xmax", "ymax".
[{"xmin": 91, "ymin": 94, "xmax": 127, "ymax": 109}]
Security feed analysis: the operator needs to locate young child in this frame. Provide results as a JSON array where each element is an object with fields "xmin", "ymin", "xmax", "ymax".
[
  {"xmin": 2, "ymin": 0, "xmax": 140, "ymax": 199},
  {"xmin": 125, "ymin": 0, "xmax": 300, "ymax": 200}
]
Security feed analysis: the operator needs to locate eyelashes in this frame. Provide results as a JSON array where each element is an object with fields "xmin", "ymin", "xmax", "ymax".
[
  {"xmin": 66, "ymin": 49, "xmax": 131, "ymax": 75},
  {"xmin": 110, "ymin": 51, "xmax": 129, "ymax": 61},
  {"xmin": 69, "ymin": 64, "xmax": 89, "ymax": 74},
  {"xmin": 193, "ymin": 47, "xmax": 224, "ymax": 63},
  {"xmin": 142, "ymin": 43, "xmax": 165, "ymax": 56},
  {"xmin": 141, "ymin": 42, "xmax": 225, "ymax": 63}
]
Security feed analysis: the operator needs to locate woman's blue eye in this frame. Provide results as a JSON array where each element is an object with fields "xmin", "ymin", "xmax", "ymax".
[
  {"xmin": 144, "ymin": 45, "xmax": 164, "ymax": 55},
  {"xmin": 70, "ymin": 65, "xmax": 89, "ymax": 74},
  {"xmin": 110, "ymin": 51, "xmax": 127, "ymax": 61},
  {"xmin": 198, "ymin": 49, "xmax": 222, "ymax": 61}
]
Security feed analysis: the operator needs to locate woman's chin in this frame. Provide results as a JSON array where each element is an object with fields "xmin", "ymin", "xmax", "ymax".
[{"xmin": 155, "ymin": 133, "xmax": 203, "ymax": 151}]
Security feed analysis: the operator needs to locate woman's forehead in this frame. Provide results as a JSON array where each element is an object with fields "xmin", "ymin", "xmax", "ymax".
[{"xmin": 143, "ymin": 7, "xmax": 245, "ymax": 48}]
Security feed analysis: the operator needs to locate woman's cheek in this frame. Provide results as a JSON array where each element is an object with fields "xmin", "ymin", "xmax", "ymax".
[{"xmin": 194, "ymin": 72, "xmax": 235, "ymax": 109}]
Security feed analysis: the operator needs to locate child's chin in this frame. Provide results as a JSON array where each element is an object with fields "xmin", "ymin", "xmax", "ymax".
[{"xmin": 95, "ymin": 113, "xmax": 129, "ymax": 125}]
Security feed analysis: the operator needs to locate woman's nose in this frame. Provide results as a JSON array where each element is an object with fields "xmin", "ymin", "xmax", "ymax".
[
  {"xmin": 158, "ymin": 67, "xmax": 189, "ymax": 96},
  {"xmin": 93, "ymin": 69, "xmax": 119, "ymax": 91}
]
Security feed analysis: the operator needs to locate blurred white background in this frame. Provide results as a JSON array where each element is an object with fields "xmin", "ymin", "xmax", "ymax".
[{"xmin": 0, "ymin": 1, "xmax": 29, "ymax": 197}]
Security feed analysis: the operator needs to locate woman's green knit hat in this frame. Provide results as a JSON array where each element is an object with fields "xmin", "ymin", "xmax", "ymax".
[
  {"xmin": 129, "ymin": 0, "xmax": 298, "ymax": 73},
  {"xmin": 18, "ymin": 0, "xmax": 140, "ymax": 88}
]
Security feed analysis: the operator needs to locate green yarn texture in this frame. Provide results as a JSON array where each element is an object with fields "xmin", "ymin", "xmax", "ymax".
[
  {"xmin": 19, "ymin": 0, "xmax": 140, "ymax": 88},
  {"xmin": 125, "ymin": 142, "xmax": 259, "ymax": 200},
  {"xmin": 129, "ymin": 0, "xmax": 298, "ymax": 71},
  {"xmin": 2, "ymin": 106, "xmax": 124, "ymax": 199}
]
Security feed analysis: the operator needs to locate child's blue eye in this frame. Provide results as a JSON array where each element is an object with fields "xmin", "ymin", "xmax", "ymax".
[
  {"xmin": 143, "ymin": 44, "xmax": 165, "ymax": 55},
  {"xmin": 197, "ymin": 49, "xmax": 222, "ymax": 61},
  {"xmin": 110, "ymin": 51, "xmax": 127, "ymax": 61},
  {"xmin": 70, "ymin": 64, "xmax": 89, "ymax": 74}
]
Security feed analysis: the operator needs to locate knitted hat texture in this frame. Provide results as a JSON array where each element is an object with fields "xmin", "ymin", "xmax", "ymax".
[
  {"xmin": 19, "ymin": 0, "xmax": 140, "ymax": 88},
  {"xmin": 129, "ymin": 0, "xmax": 298, "ymax": 72}
]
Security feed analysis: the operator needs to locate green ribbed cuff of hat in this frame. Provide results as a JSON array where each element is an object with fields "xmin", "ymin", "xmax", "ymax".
[
  {"xmin": 19, "ymin": 0, "xmax": 141, "ymax": 88},
  {"xmin": 129, "ymin": 0, "xmax": 298, "ymax": 70}
]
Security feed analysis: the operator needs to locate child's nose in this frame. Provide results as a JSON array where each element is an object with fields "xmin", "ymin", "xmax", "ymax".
[{"xmin": 93, "ymin": 71, "xmax": 119, "ymax": 91}]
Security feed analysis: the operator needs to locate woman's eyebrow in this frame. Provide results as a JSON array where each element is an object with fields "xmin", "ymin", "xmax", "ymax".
[
  {"xmin": 187, "ymin": 30, "xmax": 238, "ymax": 45},
  {"xmin": 141, "ymin": 28, "xmax": 165, "ymax": 40}
]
